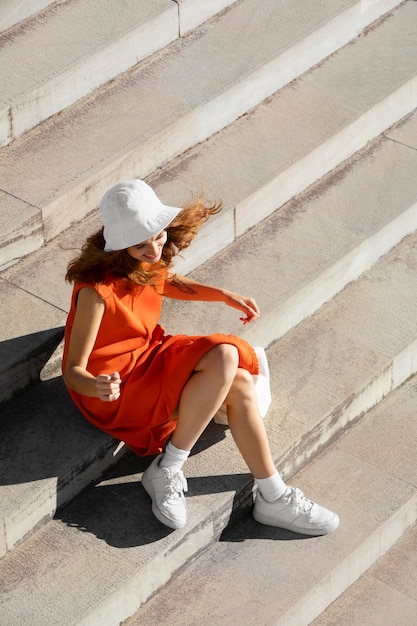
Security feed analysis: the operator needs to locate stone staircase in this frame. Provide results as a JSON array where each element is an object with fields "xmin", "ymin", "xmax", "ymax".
[{"xmin": 1, "ymin": 1, "xmax": 417, "ymax": 624}]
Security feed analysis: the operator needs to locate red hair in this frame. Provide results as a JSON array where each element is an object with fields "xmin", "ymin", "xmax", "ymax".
[{"xmin": 66, "ymin": 195, "xmax": 222, "ymax": 288}]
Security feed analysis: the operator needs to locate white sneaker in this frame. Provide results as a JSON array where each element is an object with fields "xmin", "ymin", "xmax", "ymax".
[
  {"xmin": 142, "ymin": 454, "xmax": 188, "ymax": 529},
  {"xmin": 253, "ymin": 487, "xmax": 339, "ymax": 536}
]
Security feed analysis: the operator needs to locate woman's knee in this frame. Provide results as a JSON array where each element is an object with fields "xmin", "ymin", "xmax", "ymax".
[
  {"xmin": 233, "ymin": 367, "xmax": 254, "ymax": 389},
  {"xmin": 197, "ymin": 344, "xmax": 239, "ymax": 379},
  {"xmin": 217, "ymin": 343, "xmax": 239, "ymax": 369},
  {"xmin": 226, "ymin": 367, "xmax": 255, "ymax": 403}
]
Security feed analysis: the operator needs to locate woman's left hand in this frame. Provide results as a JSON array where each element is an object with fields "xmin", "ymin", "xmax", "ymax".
[{"xmin": 223, "ymin": 291, "xmax": 260, "ymax": 325}]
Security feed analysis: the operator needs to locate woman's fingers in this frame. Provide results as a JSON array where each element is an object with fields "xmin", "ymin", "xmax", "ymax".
[
  {"xmin": 239, "ymin": 298, "xmax": 260, "ymax": 325},
  {"xmin": 224, "ymin": 291, "xmax": 260, "ymax": 324},
  {"xmin": 96, "ymin": 372, "xmax": 122, "ymax": 402}
]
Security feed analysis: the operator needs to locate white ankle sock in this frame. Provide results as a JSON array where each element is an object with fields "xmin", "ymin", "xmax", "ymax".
[
  {"xmin": 159, "ymin": 441, "xmax": 190, "ymax": 472},
  {"xmin": 255, "ymin": 470, "xmax": 288, "ymax": 502}
]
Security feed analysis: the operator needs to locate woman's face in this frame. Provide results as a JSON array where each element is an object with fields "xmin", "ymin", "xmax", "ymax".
[{"xmin": 126, "ymin": 230, "xmax": 168, "ymax": 263}]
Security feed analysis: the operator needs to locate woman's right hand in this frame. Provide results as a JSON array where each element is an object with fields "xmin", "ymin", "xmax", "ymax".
[{"xmin": 96, "ymin": 372, "xmax": 122, "ymax": 402}]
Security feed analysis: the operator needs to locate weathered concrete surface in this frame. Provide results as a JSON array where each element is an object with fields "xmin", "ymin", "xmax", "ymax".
[
  {"xmin": 0, "ymin": 191, "xmax": 43, "ymax": 269},
  {"xmin": 314, "ymin": 526, "xmax": 417, "ymax": 626},
  {"xmin": 0, "ymin": 0, "xmax": 244, "ymax": 145},
  {"xmin": 387, "ymin": 109, "xmax": 417, "ymax": 149},
  {"xmin": 159, "ymin": 116, "xmax": 417, "ymax": 340},
  {"xmin": 0, "ymin": 0, "xmax": 412, "ymax": 265},
  {"xmin": 0, "ymin": 0, "xmax": 54, "ymax": 34},
  {"xmin": 0, "ymin": 377, "xmax": 127, "ymax": 557},
  {"xmin": 0, "ymin": 280, "xmax": 65, "ymax": 403}
]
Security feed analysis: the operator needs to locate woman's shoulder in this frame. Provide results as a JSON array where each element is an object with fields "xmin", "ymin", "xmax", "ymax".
[{"xmin": 73, "ymin": 280, "xmax": 115, "ymax": 301}]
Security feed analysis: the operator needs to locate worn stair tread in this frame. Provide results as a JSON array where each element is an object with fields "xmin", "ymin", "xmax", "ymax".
[
  {"xmin": 0, "ymin": 0, "xmax": 241, "ymax": 145},
  {"xmin": 0, "ymin": 0, "xmax": 412, "ymax": 257},
  {"xmin": 1, "ymin": 231, "xmax": 417, "ymax": 623},
  {"xmin": 176, "ymin": 0, "xmax": 242, "ymax": 36},
  {"xmin": 125, "ymin": 377, "xmax": 417, "ymax": 626},
  {"xmin": 313, "ymin": 525, "xmax": 417, "ymax": 625},
  {"xmin": 0, "ymin": 0, "xmax": 55, "ymax": 34},
  {"xmin": 157, "ymin": 111, "xmax": 417, "ymax": 342},
  {"xmin": 0, "ymin": 377, "xmax": 126, "ymax": 560},
  {"xmin": 0, "ymin": 0, "xmax": 175, "ymax": 108}
]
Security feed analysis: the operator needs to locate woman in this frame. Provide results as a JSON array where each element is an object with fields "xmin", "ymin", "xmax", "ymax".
[{"xmin": 63, "ymin": 179, "xmax": 339, "ymax": 535}]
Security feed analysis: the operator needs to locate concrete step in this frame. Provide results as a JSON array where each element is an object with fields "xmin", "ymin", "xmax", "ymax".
[
  {"xmin": 0, "ymin": 377, "xmax": 128, "ymax": 561},
  {"xmin": 2, "ymin": 106, "xmax": 417, "ymax": 400},
  {"xmin": 0, "ymin": 0, "xmax": 55, "ymax": 34},
  {"xmin": 312, "ymin": 525, "xmax": 417, "ymax": 626},
  {"xmin": 125, "ymin": 376, "xmax": 417, "ymax": 626},
  {"xmin": 0, "ymin": 0, "xmax": 411, "ymax": 268},
  {"xmin": 0, "ymin": 0, "xmax": 241, "ymax": 147},
  {"xmin": 1, "ymin": 229, "xmax": 417, "ymax": 623}
]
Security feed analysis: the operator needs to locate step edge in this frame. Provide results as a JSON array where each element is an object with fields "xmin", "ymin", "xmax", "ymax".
[
  {"xmin": 0, "ymin": 0, "xmax": 55, "ymax": 34},
  {"xmin": 1, "ymin": 438, "xmax": 128, "ymax": 557},
  {"xmin": 276, "ymin": 492, "xmax": 417, "ymax": 626}
]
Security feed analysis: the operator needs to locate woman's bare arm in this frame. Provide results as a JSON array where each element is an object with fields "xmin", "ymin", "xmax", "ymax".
[
  {"xmin": 164, "ymin": 274, "xmax": 260, "ymax": 325},
  {"xmin": 63, "ymin": 287, "xmax": 121, "ymax": 401}
]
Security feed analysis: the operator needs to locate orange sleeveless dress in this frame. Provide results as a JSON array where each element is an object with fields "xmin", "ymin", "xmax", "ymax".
[{"xmin": 62, "ymin": 276, "xmax": 259, "ymax": 456}]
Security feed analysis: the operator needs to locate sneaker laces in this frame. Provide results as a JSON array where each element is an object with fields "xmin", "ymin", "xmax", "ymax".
[
  {"xmin": 285, "ymin": 487, "xmax": 314, "ymax": 516},
  {"xmin": 161, "ymin": 468, "xmax": 188, "ymax": 502}
]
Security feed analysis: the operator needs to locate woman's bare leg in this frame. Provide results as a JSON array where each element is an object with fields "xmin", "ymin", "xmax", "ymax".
[
  {"xmin": 145, "ymin": 345, "xmax": 339, "ymax": 535},
  {"xmin": 172, "ymin": 346, "xmax": 276, "ymax": 479},
  {"xmin": 224, "ymin": 368, "xmax": 276, "ymax": 479},
  {"xmin": 170, "ymin": 344, "xmax": 239, "ymax": 451}
]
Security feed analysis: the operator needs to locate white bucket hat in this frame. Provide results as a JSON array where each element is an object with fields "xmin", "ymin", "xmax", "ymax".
[{"xmin": 99, "ymin": 179, "xmax": 182, "ymax": 252}]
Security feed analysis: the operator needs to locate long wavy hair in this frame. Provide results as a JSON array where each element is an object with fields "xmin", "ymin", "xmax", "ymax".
[{"xmin": 65, "ymin": 195, "xmax": 222, "ymax": 288}]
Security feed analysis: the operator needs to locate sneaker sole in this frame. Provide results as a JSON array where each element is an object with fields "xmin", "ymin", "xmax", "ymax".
[{"xmin": 141, "ymin": 471, "xmax": 186, "ymax": 530}]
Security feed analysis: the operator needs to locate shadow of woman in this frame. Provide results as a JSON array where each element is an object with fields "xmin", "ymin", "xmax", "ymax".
[
  {"xmin": 55, "ymin": 473, "xmax": 174, "ymax": 548},
  {"xmin": 54, "ymin": 452, "xmax": 253, "ymax": 550}
]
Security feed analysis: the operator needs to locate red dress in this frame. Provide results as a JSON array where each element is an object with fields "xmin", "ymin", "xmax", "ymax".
[{"xmin": 62, "ymin": 276, "xmax": 259, "ymax": 456}]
